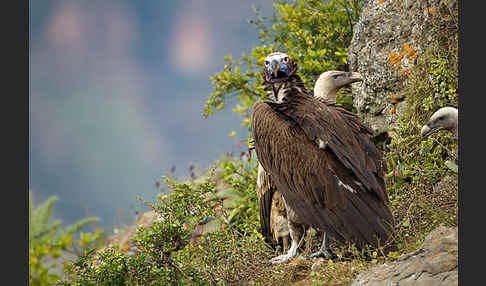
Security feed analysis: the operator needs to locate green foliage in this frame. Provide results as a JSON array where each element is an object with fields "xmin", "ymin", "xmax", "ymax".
[
  {"xmin": 29, "ymin": 191, "xmax": 102, "ymax": 286},
  {"xmin": 60, "ymin": 153, "xmax": 274, "ymax": 285},
  {"xmin": 213, "ymin": 153, "xmax": 260, "ymax": 235},
  {"xmin": 204, "ymin": 0, "xmax": 364, "ymax": 129}
]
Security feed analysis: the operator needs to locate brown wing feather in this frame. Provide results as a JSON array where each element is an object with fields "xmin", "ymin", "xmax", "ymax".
[
  {"xmin": 251, "ymin": 100, "xmax": 394, "ymax": 249},
  {"xmin": 267, "ymin": 96, "xmax": 388, "ymax": 203},
  {"xmin": 256, "ymin": 165, "xmax": 277, "ymax": 245}
]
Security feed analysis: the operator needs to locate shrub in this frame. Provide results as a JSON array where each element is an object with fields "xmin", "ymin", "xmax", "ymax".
[
  {"xmin": 29, "ymin": 191, "xmax": 102, "ymax": 286},
  {"xmin": 204, "ymin": 0, "xmax": 365, "ymax": 128},
  {"xmin": 59, "ymin": 153, "xmax": 274, "ymax": 285}
]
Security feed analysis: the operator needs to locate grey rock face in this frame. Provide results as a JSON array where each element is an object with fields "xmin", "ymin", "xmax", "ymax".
[
  {"xmin": 350, "ymin": 225, "xmax": 458, "ymax": 286},
  {"xmin": 347, "ymin": 0, "xmax": 434, "ymax": 135}
]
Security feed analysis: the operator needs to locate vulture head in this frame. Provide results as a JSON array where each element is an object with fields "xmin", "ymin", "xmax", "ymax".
[
  {"xmin": 313, "ymin": 71, "xmax": 363, "ymax": 102},
  {"xmin": 420, "ymin": 107, "xmax": 458, "ymax": 137},
  {"xmin": 263, "ymin": 52, "xmax": 297, "ymax": 83},
  {"xmin": 263, "ymin": 52, "xmax": 304, "ymax": 103}
]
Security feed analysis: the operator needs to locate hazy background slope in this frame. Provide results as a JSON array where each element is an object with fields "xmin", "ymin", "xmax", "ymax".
[{"xmin": 29, "ymin": 0, "xmax": 272, "ymax": 228}]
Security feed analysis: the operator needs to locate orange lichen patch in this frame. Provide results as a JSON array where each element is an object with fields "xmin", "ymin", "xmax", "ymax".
[
  {"xmin": 400, "ymin": 42, "xmax": 417, "ymax": 61},
  {"xmin": 390, "ymin": 94, "xmax": 405, "ymax": 104},
  {"xmin": 408, "ymin": 49, "xmax": 417, "ymax": 61},
  {"xmin": 388, "ymin": 53, "xmax": 403, "ymax": 69},
  {"xmin": 389, "ymin": 42, "xmax": 417, "ymax": 75}
]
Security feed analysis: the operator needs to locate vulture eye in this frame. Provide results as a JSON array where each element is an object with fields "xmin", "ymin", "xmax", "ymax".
[
  {"xmin": 332, "ymin": 74, "xmax": 341, "ymax": 79},
  {"xmin": 282, "ymin": 57, "xmax": 290, "ymax": 64},
  {"xmin": 264, "ymin": 61, "xmax": 270, "ymax": 67}
]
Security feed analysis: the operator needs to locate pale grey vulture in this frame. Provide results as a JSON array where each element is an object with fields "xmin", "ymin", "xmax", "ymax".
[{"xmin": 420, "ymin": 106, "xmax": 458, "ymax": 138}]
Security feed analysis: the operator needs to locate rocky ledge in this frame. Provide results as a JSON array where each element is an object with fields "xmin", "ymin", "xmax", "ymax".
[{"xmin": 350, "ymin": 225, "xmax": 458, "ymax": 286}]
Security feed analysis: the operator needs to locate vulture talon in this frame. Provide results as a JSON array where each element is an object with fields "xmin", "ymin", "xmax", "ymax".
[
  {"xmin": 269, "ymin": 252, "xmax": 299, "ymax": 264},
  {"xmin": 308, "ymin": 232, "xmax": 335, "ymax": 259},
  {"xmin": 308, "ymin": 249, "xmax": 334, "ymax": 259}
]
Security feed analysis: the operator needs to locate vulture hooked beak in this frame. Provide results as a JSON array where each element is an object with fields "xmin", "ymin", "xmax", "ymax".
[
  {"xmin": 420, "ymin": 121, "xmax": 434, "ymax": 136},
  {"xmin": 330, "ymin": 71, "xmax": 363, "ymax": 86},
  {"xmin": 271, "ymin": 60, "xmax": 280, "ymax": 78},
  {"xmin": 420, "ymin": 107, "xmax": 458, "ymax": 137},
  {"xmin": 263, "ymin": 52, "xmax": 295, "ymax": 83},
  {"xmin": 420, "ymin": 121, "xmax": 444, "ymax": 136},
  {"xmin": 345, "ymin": 72, "xmax": 363, "ymax": 84}
]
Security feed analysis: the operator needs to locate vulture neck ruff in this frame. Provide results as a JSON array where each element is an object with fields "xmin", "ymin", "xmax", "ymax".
[{"xmin": 265, "ymin": 74, "xmax": 307, "ymax": 104}]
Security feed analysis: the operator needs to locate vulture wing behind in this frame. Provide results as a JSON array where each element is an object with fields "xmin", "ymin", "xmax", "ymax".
[
  {"xmin": 252, "ymin": 97, "xmax": 394, "ymax": 249},
  {"xmin": 256, "ymin": 163, "xmax": 277, "ymax": 244}
]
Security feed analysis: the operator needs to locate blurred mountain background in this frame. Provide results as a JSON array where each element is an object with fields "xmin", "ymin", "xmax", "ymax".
[{"xmin": 29, "ymin": 0, "xmax": 273, "ymax": 229}]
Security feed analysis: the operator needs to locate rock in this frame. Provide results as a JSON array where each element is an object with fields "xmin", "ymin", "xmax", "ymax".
[
  {"xmin": 350, "ymin": 225, "xmax": 458, "ymax": 286},
  {"xmin": 347, "ymin": 0, "xmax": 437, "ymax": 135}
]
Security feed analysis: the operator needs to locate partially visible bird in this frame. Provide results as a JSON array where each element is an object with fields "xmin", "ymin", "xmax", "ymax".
[
  {"xmin": 256, "ymin": 163, "xmax": 289, "ymax": 249},
  {"xmin": 420, "ymin": 106, "xmax": 459, "ymax": 166},
  {"xmin": 257, "ymin": 70, "xmax": 364, "ymax": 251},
  {"xmin": 313, "ymin": 70, "xmax": 363, "ymax": 104},
  {"xmin": 252, "ymin": 52, "xmax": 395, "ymax": 264},
  {"xmin": 420, "ymin": 107, "xmax": 458, "ymax": 139}
]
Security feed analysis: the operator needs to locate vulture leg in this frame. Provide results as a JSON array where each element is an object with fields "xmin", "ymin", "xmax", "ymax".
[
  {"xmin": 269, "ymin": 219, "xmax": 305, "ymax": 264},
  {"xmin": 308, "ymin": 232, "xmax": 334, "ymax": 259},
  {"xmin": 282, "ymin": 235, "xmax": 289, "ymax": 251}
]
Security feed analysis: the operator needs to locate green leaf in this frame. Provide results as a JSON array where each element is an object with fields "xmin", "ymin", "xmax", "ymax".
[{"xmin": 444, "ymin": 160, "xmax": 458, "ymax": 173}]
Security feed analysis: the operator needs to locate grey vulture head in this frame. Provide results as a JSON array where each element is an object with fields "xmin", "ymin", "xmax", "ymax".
[
  {"xmin": 263, "ymin": 52, "xmax": 297, "ymax": 83},
  {"xmin": 313, "ymin": 71, "xmax": 363, "ymax": 103},
  {"xmin": 420, "ymin": 107, "xmax": 458, "ymax": 138}
]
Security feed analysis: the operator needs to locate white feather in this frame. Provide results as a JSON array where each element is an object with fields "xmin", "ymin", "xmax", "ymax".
[
  {"xmin": 257, "ymin": 164, "xmax": 265, "ymax": 189},
  {"xmin": 276, "ymin": 86, "xmax": 288, "ymax": 103},
  {"xmin": 317, "ymin": 139, "xmax": 328, "ymax": 149},
  {"xmin": 336, "ymin": 176, "xmax": 357, "ymax": 193}
]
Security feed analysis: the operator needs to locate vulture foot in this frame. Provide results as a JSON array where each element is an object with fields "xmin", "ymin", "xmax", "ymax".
[
  {"xmin": 269, "ymin": 252, "xmax": 304, "ymax": 264},
  {"xmin": 270, "ymin": 239, "xmax": 301, "ymax": 264},
  {"xmin": 308, "ymin": 248, "xmax": 334, "ymax": 259},
  {"xmin": 307, "ymin": 232, "xmax": 334, "ymax": 259}
]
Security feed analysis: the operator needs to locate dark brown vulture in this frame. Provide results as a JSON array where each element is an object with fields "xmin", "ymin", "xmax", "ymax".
[
  {"xmin": 257, "ymin": 70, "xmax": 364, "ymax": 250},
  {"xmin": 251, "ymin": 52, "xmax": 395, "ymax": 264}
]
